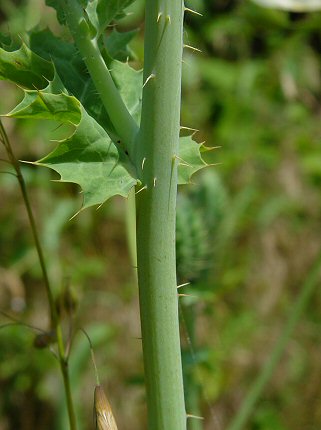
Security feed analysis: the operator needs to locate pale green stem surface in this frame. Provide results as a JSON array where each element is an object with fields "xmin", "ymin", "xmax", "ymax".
[
  {"xmin": 227, "ymin": 251, "xmax": 321, "ymax": 430},
  {"xmin": 0, "ymin": 120, "xmax": 77, "ymax": 430},
  {"xmin": 135, "ymin": 1, "xmax": 186, "ymax": 429},
  {"xmin": 63, "ymin": 0, "xmax": 139, "ymax": 158},
  {"xmin": 125, "ymin": 188, "xmax": 138, "ymax": 271}
]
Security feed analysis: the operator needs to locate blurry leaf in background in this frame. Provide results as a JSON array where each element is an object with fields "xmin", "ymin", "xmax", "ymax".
[{"xmin": 251, "ymin": 0, "xmax": 321, "ymax": 11}]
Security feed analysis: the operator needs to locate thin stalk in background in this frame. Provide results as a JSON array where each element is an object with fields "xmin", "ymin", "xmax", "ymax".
[
  {"xmin": 135, "ymin": 0, "xmax": 186, "ymax": 429},
  {"xmin": 0, "ymin": 119, "xmax": 77, "ymax": 430},
  {"xmin": 227, "ymin": 251, "xmax": 321, "ymax": 430},
  {"xmin": 180, "ymin": 302, "xmax": 203, "ymax": 430}
]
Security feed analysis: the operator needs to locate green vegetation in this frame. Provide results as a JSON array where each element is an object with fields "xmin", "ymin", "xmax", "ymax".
[{"xmin": 1, "ymin": 1, "xmax": 321, "ymax": 430}]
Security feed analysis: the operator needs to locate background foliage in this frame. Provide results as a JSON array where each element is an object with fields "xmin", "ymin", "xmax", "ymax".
[{"xmin": 1, "ymin": 0, "xmax": 321, "ymax": 429}]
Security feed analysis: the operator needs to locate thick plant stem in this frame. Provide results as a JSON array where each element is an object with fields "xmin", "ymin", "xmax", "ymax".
[
  {"xmin": 135, "ymin": 1, "xmax": 186, "ymax": 429},
  {"xmin": 63, "ymin": 0, "xmax": 139, "ymax": 157},
  {"xmin": 227, "ymin": 252, "xmax": 321, "ymax": 430},
  {"xmin": 0, "ymin": 120, "xmax": 77, "ymax": 430}
]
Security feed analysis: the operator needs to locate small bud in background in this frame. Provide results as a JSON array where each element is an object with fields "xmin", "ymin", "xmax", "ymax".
[
  {"xmin": 94, "ymin": 385, "xmax": 118, "ymax": 430},
  {"xmin": 55, "ymin": 281, "xmax": 79, "ymax": 317},
  {"xmin": 33, "ymin": 331, "xmax": 56, "ymax": 349}
]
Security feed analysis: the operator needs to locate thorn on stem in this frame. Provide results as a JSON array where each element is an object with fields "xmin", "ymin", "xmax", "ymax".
[
  {"xmin": 157, "ymin": 12, "xmax": 162, "ymax": 22},
  {"xmin": 141, "ymin": 157, "xmax": 146, "ymax": 171},
  {"xmin": 183, "ymin": 44, "xmax": 202, "ymax": 53},
  {"xmin": 184, "ymin": 7, "xmax": 203, "ymax": 16},
  {"xmin": 180, "ymin": 126, "xmax": 199, "ymax": 132},
  {"xmin": 135, "ymin": 185, "xmax": 147, "ymax": 195},
  {"xmin": 186, "ymin": 413, "xmax": 204, "ymax": 420},
  {"xmin": 143, "ymin": 73, "xmax": 156, "ymax": 88},
  {"xmin": 177, "ymin": 282, "xmax": 190, "ymax": 289},
  {"xmin": 153, "ymin": 177, "xmax": 157, "ymax": 187}
]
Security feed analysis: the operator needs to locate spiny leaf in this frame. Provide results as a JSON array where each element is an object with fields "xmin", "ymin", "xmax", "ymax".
[
  {"xmin": 29, "ymin": 29, "xmax": 143, "ymax": 131},
  {"xmin": 178, "ymin": 136, "xmax": 209, "ymax": 185},
  {"xmin": 0, "ymin": 32, "xmax": 20, "ymax": 51},
  {"xmin": 46, "ymin": 0, "xmax": 135, "ymax": 34},
  {"xmin": 8, "ymin": 91, "xmax": 81, "ymax": 123},
  {"xmin": 6, "ymin": 83, "xmax": 137, "ymax": 209},
  {"xmin": 110, "ymin": 59, "xmax": 142, "ymax": 123},
  {"xmin": 37, "ymin": 106, "xmax": 137, "ymax": 210},
  {"xmin": 5, "ymin": 83, "xmax": 138, "ymax": 210},
  {"xmin": 0, "ymin": 46, "xmax": 80, "ymax": 123},
  {"xmin": 104, "ymin": 29, "xmax": 138, "ymax": 62},
  {"xmin": 86, "ymin": 0, "xmax": 136, "ymax": 36},
  {"xmin": 29, "ymin": 29, "xmax": 87, "ymax": 98},
  {"xmin": 29, "ymin": 29, "xmax": 111, "ymax": 132},
  {"xmin": 0, "ymin": 40, "xmax": 138, "ymax": 210},
  {"xmin": 0, "ymin": 43, "xmax": 54, "ymax": 89}
]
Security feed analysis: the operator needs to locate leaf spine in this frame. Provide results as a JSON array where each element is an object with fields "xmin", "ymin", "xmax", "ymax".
[
  {"xmin": 206, "ymin": 162, "xmax": 222, "ymax": 167},
  {"xmin": 69, "ymin": 208, "xmax": 83, "ymax": 221},
  {"xmin": 174, "ymin": 154, "xmax": 193, "ymax": 167},
  {"xmin": 201, "ymin": 145, "xmax": 221, "ymax": 152},
  {"xmin": 96, "ymin": 203, "xmax": 105, "ymax": 210}
]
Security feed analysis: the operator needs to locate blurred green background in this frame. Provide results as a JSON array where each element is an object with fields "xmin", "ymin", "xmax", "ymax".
[{"xmin": 1, "ymin": 0, "xmax": 321, "ymax": 429}]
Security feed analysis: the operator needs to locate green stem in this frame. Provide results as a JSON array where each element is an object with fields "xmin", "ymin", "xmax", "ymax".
[
  {"xmin": 0, "ymin": 119, "xmax": 77, "ymax": 430},
  {"xmin": 56, "ymin": 326, "xmax": 77, "ymax": 430},
  {"xmin": 181, "ymin": 303, "xmax": 203, "ymax": 430},
  {"xmin": 63, "ymin": 0, "xmax": 139, "ymax": 158},
  {"xmin": 227, "ymin": 251, "xmax": 321, "ymax": 430},
  {"xmin": 126, "ymin": 188, "xmax": 138, "ymax": 271},
  {"xmin": 135, "ymin": 1, "xmax": 186, "ymax": 429}
]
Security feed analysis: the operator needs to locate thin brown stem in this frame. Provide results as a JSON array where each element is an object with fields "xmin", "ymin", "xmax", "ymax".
[{"xmin": 0, "ymin": 119, "xmax": 77, "ymax": 430}]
